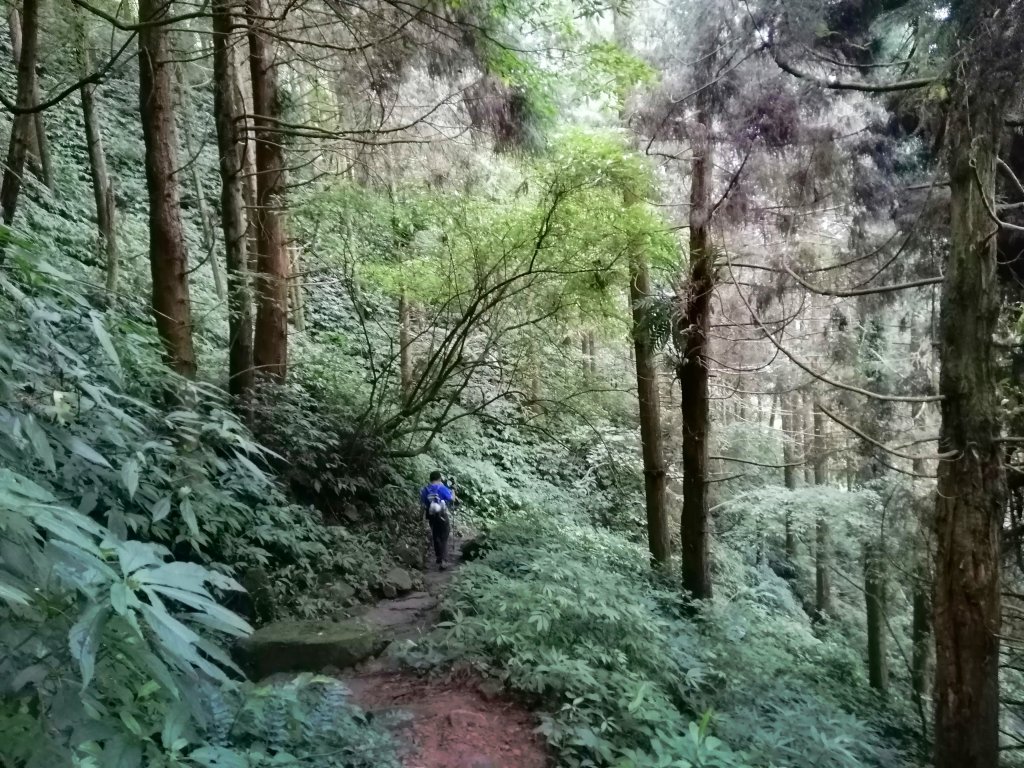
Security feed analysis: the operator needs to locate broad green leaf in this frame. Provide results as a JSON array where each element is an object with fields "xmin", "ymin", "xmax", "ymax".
[
  {"xmin": 160, "ymin": 701, "xmax": 190, "ymax": 750},
  {"xmin": 69, "ymin": 603, "xmax": 108, "ymax": 688},
  {"xmin": 110, "ymin": 581, "xmax": 132, "ymax": 615},
  {"xmin": 20, "ymin": 414, "xmax": 55, "ymax": 472},
  {"xmin": 33, "ymin": 509, "xmax": 104, "ymax": 556},
  {"xmin": 180, "ymin": 498, "xmax": 199, "ymax": 538},
  {"xmin": 147, "ymin": 585, "xmax": 252, "ymax": 636},
  {"xmin": 151, "ymin": 496, "xmax": 172, "ymax": 523},
  {"xmin": 120, "ymin": 458, "xmax": 140, "ymax": 499},
  {"xmin": 90, "ymin": 311, "xmax": 121, "ymax": 370},
  {"xmin": 118, "ymin": 540, "xmax": 164, "ymax": 575},
  {"xmin": 0, "ymin": 467, "xmax": 56, "ymax": 503},
  {"xmin": 67, "ymin": 437, "xmax": 111, "ymax": 468},
  {"xmin": 135, "ymin": 561, "xmax": 209, "ymax": 593},
  {"xmin": 0, "ymin": 578, "xmax": 31, "ymax": 605}
]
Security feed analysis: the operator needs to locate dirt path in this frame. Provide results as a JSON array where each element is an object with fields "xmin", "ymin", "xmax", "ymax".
[{"xmin": 342, "ymin": 536, "xmax": 550, "ymax": 768}]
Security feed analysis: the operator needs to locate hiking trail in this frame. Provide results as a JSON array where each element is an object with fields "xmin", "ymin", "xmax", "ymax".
[{"xmin": 343, "ymin": 535, "xmax": 548, "ymax": 768}]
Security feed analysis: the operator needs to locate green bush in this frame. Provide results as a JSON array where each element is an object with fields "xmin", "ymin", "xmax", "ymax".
[
  {"xmin": 0, "ymin": 245, "xmax": 397, "ymax": 766},
  {"xmin": 404, "ymin": 506, "xmax": 916, "ymax": 768}
]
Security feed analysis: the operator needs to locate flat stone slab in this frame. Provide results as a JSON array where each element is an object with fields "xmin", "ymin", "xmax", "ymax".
[
  {"xmin": 235, "ymin": 619, "xmax": 388, "ymax": 679},
  {"xmin": 365, "ymin": 593, "xmax": 439, "ymax": 628}
]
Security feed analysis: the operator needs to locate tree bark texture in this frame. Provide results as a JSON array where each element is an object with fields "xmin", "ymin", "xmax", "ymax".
[
  {"xmin": 137, "ymin": 0, "xmax": 197, "ymax": 377},
  {"xmin": 30, "ymin": 75, "xmax": 53, "ymax": 192},
  {"xmin": 247, "ymin": 0, "xmax": 290, "ymax": 382},
  {"xmin": 290, "ymin": 246, "xmax": 305, "ymax": 332},
  {"xmin": 864, "ymin": 542, "xmax": 888, "ymax": 694},
  {"xmin": 399, "ymin": 292, "xmax": 413, "ymax": 405},
  {"xmin": 178, "ymin": 72, "xmax": 227, "ymax": 303},
  {"xmin": 674, "ymin": 54, "xmax": 714, "ymax": 601},
  {"xmin": 79, "ymin": 47, "xmax": 118, "ymax": 299},
  {"xmin": 812, "ymin": 404, "xmax": 832, "ymax": 618},
  {"xmin": 213, "ymin": 0, "xmax": 254, "ymax": 399},
  {"xmin": 780, "ymin": 392, "xmax": 798, "ymax": 561},
  {"xmin": 932, "ymin": 4, "xmax": 1017, "ymax": 765},
  {"xmin": 801, "ymin": 392, "xmax": 814, "ymax": 485},
  {"xmin": 628, "ymin": 196, "xmax": 671, "ymax": 566},
  {"xmin": 0, "ymin": 0, "xmax": 39, "ymax": 228},
  {"xmin": 6, "ymin": 3, "xmax": 51, "ymax": 189}
]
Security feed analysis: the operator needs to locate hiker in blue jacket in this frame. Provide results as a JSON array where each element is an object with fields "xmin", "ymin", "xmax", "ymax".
[{"xmin": 420, "ymin": 471, "xmax": 456, "ymax": 570}]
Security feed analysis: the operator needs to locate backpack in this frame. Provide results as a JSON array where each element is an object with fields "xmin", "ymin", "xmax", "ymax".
[{"xmin": 425, "ymin": 488, "xmax": 447, "ymax": 517}]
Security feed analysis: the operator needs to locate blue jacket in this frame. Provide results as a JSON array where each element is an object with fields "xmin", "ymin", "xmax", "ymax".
[{"xmin": 420, "ymin": 482, "xmax": 453, "ymax": 510}]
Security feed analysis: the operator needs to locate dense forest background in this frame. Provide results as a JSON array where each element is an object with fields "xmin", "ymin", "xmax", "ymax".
[{"xmin": 1, "ymin": 0, "xmax": 1023, "ymax": 766}]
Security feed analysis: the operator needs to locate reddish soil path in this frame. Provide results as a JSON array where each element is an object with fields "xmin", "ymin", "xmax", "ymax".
[
  {"xmin": 342, "ymin": 534, "xmax": 550, "ymax": 768},
  {"xmin": 346, "ymin": 671, "xmax": 549, "ymax": 768}
]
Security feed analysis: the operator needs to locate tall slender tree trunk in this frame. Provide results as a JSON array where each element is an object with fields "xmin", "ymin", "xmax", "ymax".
[
  {"xmin": 911, "ymin": 552, "xmax": 932, "ymax": 699},
  {"xmin": 79, "ymin": 44, "xmax": 118, "ymax": 300},
  {"xmin": 213, "ymin": 0, "xmax": 254, "ymax": 399},
  {"xmin": 781, "ymin": 392, "xmax": 799, "ymax": 561},
  {"xmin": 627, "ymin": 189, "xmax": 671, "ymax": 566},
  {"xmin": 864, "ymin": 541, "xmax": 888, "ymax": 694},
  {"xmin": 232, "ymin": 37, "xmax": 259, "ymax": 274},
  {"xmin": 587, "ymin": 332, "xmax": 597, "ymax": 375},
  {"xmin": 30, "ymin": 75, "xmax": 52, "ymax": 193},
  {"xmin": 6, "ymin": 2, "xmax": 51, "ymax": 189},
  {"xmin": 932, "ymin": 5, "xmax": 1015, "ymax": 765},
  {"xmin": 399, "ymin": 292, "xmax": 413, "ymax": 405},
  {"xmin": 137, "ymin": 0, "xmax": 196, "ymax": 377},
  {"xmin": 801, "ymin": 392, "xmax": 814, "ymax": 485},
  {"xmin": 0, "ymin": 0, "xmax": 39, "ymax": 229},
  {"xmin": 178, "ymin": 71, "xmax": 227, "ymax": 302},
  {"xmin": 246, "ymin": 0, "xmax": 289, "ymax": 381},
  {"xmin": 290, "ymin": 246, "xmax": 305, "ymax": 331},
  {"xmin": 674, "ymin": 47, "xmax": 715, "ymax": 600},
  {"xmin": 812, "ymin": 403, "xmax": 832, "ymax": 618}
]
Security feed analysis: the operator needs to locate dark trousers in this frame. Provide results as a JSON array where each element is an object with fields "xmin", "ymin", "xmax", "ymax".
[{"xmin": 427, "ymin": 512, "xmax": 450, "ymax": 564}]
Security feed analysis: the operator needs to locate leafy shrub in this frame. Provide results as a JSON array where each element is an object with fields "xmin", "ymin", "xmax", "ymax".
[
  {"xmin": 191, "ymin": 674, "xmax": 401, "ymax": 767},
  {"xmin": 404, "ymin": 506, "xmax": 916, "ymax": 768},
  {"xmin": 0, "ymin": 247, "xmax": 397, "ymax": 766}
]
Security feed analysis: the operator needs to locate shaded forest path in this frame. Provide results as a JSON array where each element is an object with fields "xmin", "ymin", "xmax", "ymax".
[{"xmin": 341, "ymin": 536, "xmax": 550, "ymax": 768}]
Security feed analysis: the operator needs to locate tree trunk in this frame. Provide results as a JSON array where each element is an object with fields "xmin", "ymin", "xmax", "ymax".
[
  {"xmin": 911, "ymin": 564, "xmax": 932, "ymax": 699},
  {"xmin": 781, "ymin": 392, "xmax": 798, "ymax": 561},
  {"xmin": 628, "ymin": 189, "xmax": 671, "ymax": 566},
  {"xmin": 179, "ymin": 78, "xmax": 227, "ymax": 302},
  {"xmin": 782, "ymin": 392, "xmax": 799, "ymax": 490},
  {"xmin": 232, "ymin": 36, "xmax": 259, "ymax": 274},
  {"xmin": 31, "ymin": 77, "xmax": 53, "ymax": 192},
  {"xmin": 137, "ymin": 0, "xmax": 196, "ymax": 377},
  {"xmin": 864, "ymin": 541, "xmax": 888, "ymax": 694},
  {"xmin": 674, "ymin": 50, "xmax": 715, "ymax": 601},
  {"xmin": 79, "ymin": 46, "xmax": 118, "ymax": 300},
  {"xmin": 801, "ymin": 392, "xmax": 814, "ymax": 485},
  {"xmin": 0, "ymin": 0, "xmax": 39, "ymax": 228},
  {"xmin": 933, "ymin": 5, "xmax": 1013, "ymax": 765},
  {"xmin": 812, "ymin": 403, "xmax": 832, "ymax": 619},
  {"xmin": 399, "ymin": 292, "xmax": 413, "ymax": 405},
  {"xmin": 246, "ymin": 0, "xmax": 289, "ymax": 381},
  {"xmin": 6, "ymin": 3, "xmax": 49, "ymax": 188},
  {"xmin": 290, "ymin": 246, "xmax": 305, "ymax": 332},
  {"xmin": 587, "ymin": 331, "xmax": 597, "ymax": 375},
  {"xmin": 213, "ymin": 0, "xmax": 254, "ymax": 399}
]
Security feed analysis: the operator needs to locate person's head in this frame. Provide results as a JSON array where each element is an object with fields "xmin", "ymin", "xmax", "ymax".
[{"xmin": 429, "ymin": 470, "xmax": 443, "ymax": 484}]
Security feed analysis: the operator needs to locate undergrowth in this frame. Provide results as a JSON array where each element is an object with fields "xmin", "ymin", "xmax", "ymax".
[
  {"xmin": 402, "ymin": 505, "xmax": 917, "ymax": 768},
  {"xmin": 0, "ymin": 244, "xmax": 400, "ymax": 766}
]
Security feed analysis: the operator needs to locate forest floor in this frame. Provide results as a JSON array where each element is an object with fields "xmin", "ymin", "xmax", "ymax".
[{"xmin": 342, "ymin": 534, "xmax": 550, "ymax": 768}]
